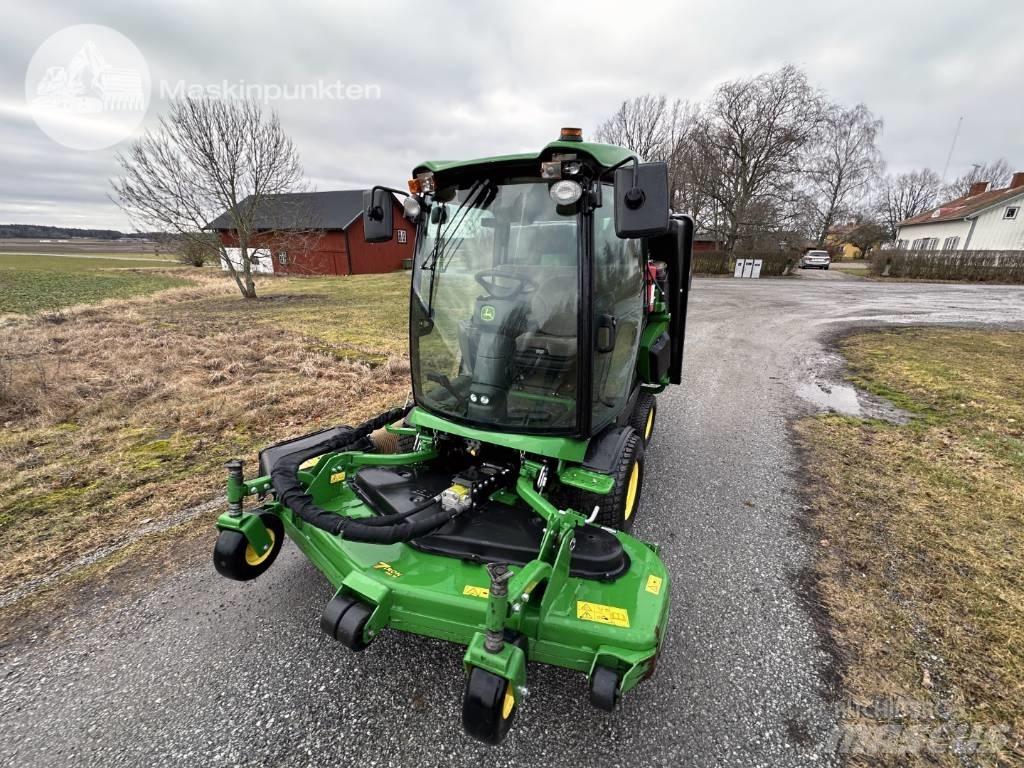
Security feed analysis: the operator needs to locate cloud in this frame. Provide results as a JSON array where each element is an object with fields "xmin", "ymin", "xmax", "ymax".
[{"xmin": 1, "ymin": 0, "xmax": 1022, "ymax": 229}]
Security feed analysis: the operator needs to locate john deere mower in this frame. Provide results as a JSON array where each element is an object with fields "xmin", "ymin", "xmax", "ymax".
[{"xmin": 213, "ymin": 128, "xmax": 693, "ymax": 744}]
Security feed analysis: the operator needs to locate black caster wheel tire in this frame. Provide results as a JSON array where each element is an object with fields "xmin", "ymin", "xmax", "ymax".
[
  {"xmin": 212, "ymin": 512, "xmax": 283, "ymax": 581},
  {"xmin": 629, "ymin": 392, "xmax": 657, "ymax": 447},
  {"xmin": 321, "ymin": 594, "xmax": 374, "ymax": 651},
  {"xmin": 589, "ymin": 666, "xmax": 621, "ymax": 712},
  {"xmin": 462, "ymin": 667, "xmax": 517, "ymax": 745}
]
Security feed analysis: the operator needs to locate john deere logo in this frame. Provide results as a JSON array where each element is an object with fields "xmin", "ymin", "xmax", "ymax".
[{"xmin": 480, "ymin": 305, "xmax": 496, "ymax": 322}]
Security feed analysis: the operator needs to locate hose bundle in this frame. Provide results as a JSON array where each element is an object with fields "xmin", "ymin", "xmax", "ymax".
[{"xmin": 269, "ymin": 405, "xmax": 460, "ymax": 544}]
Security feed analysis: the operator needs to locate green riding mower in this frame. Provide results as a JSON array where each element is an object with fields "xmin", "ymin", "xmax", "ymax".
[{"xmin": 213, "ymin": 128, "xmax": 693, "ymax": 744}]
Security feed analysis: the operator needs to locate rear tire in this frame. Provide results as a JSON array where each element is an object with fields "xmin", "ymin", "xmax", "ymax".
[{"xmin": 629, "ymin": 392, "xmax": 657, "ymax": 447}]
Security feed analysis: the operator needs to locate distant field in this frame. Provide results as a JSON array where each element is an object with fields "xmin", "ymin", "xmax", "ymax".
[
  {"xmin": 0, "ymin": 237, "xmax": 164, "ymax": 258},
  {"xmin": 0, "ymin": 252, "xmax": 190, "ymax": 314}
]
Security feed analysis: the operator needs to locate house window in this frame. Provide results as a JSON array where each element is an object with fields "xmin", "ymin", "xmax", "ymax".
[
  {"xmin": 397, "ymin": 229, "xmax": 407, "ymax": 244},
  {"xmin": 897, "ymin": 239, "xmax": 908, "ymax": 250},
  {"xmin": 277, "ymin": 251, "xmax": 288, "ymax": 265},
  {"xmin": 942, "ymin": 236, "xmax": 960, "ymax": 251},
  {"xmin": 1005, "ymin": 206, "xmax": 1020, "ymax": 220}
]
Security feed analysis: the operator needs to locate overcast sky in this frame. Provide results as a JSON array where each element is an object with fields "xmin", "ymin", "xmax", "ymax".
[{"xmin": 2, "ymin": 0, "xmax": 1022, "ymax": 230}]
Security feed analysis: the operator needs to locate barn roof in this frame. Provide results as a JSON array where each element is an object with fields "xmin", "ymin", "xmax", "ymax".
[
  {"xmin": 898, "ymin": 183, "xmax": 1024, "ymax": 227},
  {"xmin": 206, "ymin": 190, "xmax": 373, "ymax": 231}
]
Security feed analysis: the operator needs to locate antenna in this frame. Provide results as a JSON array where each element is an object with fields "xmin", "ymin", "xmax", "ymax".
[{"xmin": 940, "ymin": 115, "xmax": 964, "ymax": 185}]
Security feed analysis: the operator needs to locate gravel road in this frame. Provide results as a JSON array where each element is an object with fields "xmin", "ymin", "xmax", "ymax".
[{"xmin": 3, "ymin": 277, "xmax": 1023, "ymax": 768}]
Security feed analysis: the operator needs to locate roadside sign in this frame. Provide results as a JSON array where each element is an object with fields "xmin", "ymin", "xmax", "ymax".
[
  {"xmin": 741, "ymin": 259, "xmax": 753, "ymax": 278},
  {"xmin": 734, "ymin": 259, "xmax": 744, "ymax": 278},
  {"xmin": 751, "ymin": 259, "xmax": 763, "ymax": 278}
]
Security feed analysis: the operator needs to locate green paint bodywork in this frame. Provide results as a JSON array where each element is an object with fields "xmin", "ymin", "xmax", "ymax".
[
  {"xmin": 217, "ymin": 441, "xmax": 670, "ymax": 699},
  {"xmin": 408, "ymin": 407, "xmax": 589, "ymax": 462},
  {"xmin": 414, "ymin": 139, "xmax": 638, "ymax": 177}
]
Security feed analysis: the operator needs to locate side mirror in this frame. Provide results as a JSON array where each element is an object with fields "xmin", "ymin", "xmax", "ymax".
[
  {"xmin": 362, "ymin": 188, "xmax": 394, "ymax": 243},
  {"xmin": 614, "ymin": 161, "xmax": 670, "ymax": 238}
]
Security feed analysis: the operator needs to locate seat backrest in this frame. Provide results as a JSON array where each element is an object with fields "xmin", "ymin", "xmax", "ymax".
[{"xmin": 530, "ymin": 270, "xmax": 577, "ymax": 337}]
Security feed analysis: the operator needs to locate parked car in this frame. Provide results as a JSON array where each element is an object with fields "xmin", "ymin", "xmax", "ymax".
[{"xmin": 800, "ymin": 250, "xmax": 831, "ymax": 269}]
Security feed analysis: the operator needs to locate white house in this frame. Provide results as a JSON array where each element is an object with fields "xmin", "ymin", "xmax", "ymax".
[{"xmin": 896, "ymin": 172, "xmax": 1024, "ymax": 251}]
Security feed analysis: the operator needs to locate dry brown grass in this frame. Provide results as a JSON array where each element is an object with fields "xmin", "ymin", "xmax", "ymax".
[
  {"xmin": 0, "ymin": 271, "xmax": 410, "ymax": 607},
  {"xmin": 796, "ymin": 328, "xmax": 1024, "ymax": 767}
]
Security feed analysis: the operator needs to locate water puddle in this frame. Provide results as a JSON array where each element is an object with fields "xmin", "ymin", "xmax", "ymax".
[{"xmin": 797, "ymin": 380, "xmax": 862, "ymax": 416}]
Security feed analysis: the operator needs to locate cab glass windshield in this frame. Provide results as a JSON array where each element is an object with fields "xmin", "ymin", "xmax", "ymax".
[{"xmin": 411, "ymin": 179, "xmax": 580, "ymax": 431}]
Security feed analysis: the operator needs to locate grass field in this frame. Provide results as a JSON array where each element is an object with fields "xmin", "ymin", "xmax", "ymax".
[
  {"xmin": 796, "ymin": 328, "xmax": 1024, "ymax": 766},
  {"xmin": 0, "ymin": 268, "xmax": 411, "ymax": 611},
  {"xmin": 0, "ymin": 253, "xmax": 190, "ymax": 314}
]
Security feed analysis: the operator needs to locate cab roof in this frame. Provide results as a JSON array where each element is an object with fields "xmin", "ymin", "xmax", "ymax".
[{"xmin": 413, "ymin": 139, "xmax": 637, "ymax": 177}]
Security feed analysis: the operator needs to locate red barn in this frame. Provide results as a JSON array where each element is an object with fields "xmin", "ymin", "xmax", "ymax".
[{"xmin": 207, "ymin": 190, "xmax": 413, "ymax": 275}]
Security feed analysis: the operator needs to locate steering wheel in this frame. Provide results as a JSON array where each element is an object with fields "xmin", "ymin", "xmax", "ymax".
[{"xmin": 474, "ymin": 269, "xmax": 538, "ymax": 300}]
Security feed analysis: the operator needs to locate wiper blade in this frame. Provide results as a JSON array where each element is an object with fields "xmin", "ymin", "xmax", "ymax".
[{"xmin": 424, "ymin": 179, "xmax": 492, "ymax": 317}]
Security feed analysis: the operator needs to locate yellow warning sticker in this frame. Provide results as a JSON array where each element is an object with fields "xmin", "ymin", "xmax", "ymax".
[
  {"xmin": 373, "ymin": 561, "xmax": 402, "ymax": 578},
  {"xmin": 645, "ymin": 575, "xmax": 663, "ymax": 595},
  {"xmin": 329, "ymin": 471, "xmax": 347, "ymax": 484},
  {"xmin": 463, "ymin": 585, "xmax": 489, "ymax": 599},
  {"xmin": 576, "ymin": 601, "xmax": 630, "ymax": 628}
]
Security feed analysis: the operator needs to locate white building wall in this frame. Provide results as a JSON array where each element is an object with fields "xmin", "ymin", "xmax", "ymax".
[
  {"xmin": 895, "ymin": 219, "xmax": 971, "ymax": 250},
  {"xmin": 220, "ymin": 247, "xmax": 275, "ymax": 274},
  {"xmin": 965, "ymin": 197, "xmax": 1024, "ymax": 250}
]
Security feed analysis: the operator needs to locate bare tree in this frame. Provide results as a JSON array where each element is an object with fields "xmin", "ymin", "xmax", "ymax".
[
  {"xmin": 595, "ymin": 94, "xmax": 679, "ymax": 160},
  {"xmin": 594, "ymin": 95, "xmax": 704, "ymax": 217},
  {"xmin": 842, "ymin": 214, "xmax": 889, "ymax": 258},
  {"xmin": 112, "ymin": 98, "xmax": 309, "ymax": 298},
  {"xmin": 875, "ymin": 169, "xmax": 941, "ymax": 240},
  {"xmin": 680, "ymin": 65, "xmax": 826, "ymax": 252},
  {"xmin": 805, "ymin": 103, "xmax": 884, "ymax": 245},
  {"xmin": 941, "ymin": 158, "xmax": 1014, "ymax": 200}
]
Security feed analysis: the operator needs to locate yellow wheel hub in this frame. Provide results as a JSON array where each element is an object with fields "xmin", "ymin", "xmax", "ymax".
[
  {"xmin": 244, "ymin": 529, "xmax": 276, "ymax": 567},
  {"xmin": 501, "ymin": 689, "xmax": 515, "ymax": 719},
  {"xmin": 624, "ymin": 462, "xmax": 640, "ymax": 520},
  {"xmin": 645, "ymin": 408, "xmax": 654, "ymax": 440}
]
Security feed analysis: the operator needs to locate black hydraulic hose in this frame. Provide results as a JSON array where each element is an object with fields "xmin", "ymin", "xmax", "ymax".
[{"xmin": 269, "ymin": 405, "xmax": 468, "ymax": 543}]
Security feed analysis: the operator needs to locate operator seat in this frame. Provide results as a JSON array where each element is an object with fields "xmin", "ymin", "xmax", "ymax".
[{"xmin": 516, "ymin": 271, "xmax": 577, "ymax": 360}]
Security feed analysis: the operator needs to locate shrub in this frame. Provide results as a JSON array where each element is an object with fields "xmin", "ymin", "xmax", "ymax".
[{"xmin": 871, "ymin": 250, "xmax": 1024, "ymax": 282}]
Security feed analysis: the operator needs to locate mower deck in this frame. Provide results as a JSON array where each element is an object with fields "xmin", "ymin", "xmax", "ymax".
[{"xmin": 217, "ymin": 437, "xmax": 670, "ymax": 710}]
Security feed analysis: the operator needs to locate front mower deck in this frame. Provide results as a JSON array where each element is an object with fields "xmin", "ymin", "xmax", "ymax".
[{"xmin": 217, "ymin": 434, "xmax": 670, "ymax": 700}]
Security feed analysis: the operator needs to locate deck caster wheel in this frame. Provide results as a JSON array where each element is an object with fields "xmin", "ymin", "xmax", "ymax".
[
  {"xmin": 213, "ymin": 512, "xmax": 283, "ymax": 581},
  {"xmin": 320, "ymin": 595, "xmax": 373, "ymax": 651},
  {"xmin": 589, "ymin": 666, "xmax": 621, "ymax": 712},
  {"xmin": 462, "ymin": 667, "xmax": 517, "ymax": 745}
]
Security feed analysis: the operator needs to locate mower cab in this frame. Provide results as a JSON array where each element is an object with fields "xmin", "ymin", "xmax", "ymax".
[{"xmin": 214, "ymin": 128, "xmax": 694, "ymax": 744}]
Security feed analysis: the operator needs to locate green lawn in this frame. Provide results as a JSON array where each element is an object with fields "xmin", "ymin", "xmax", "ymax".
[
  {"xmin": 797, "ymin": 328, "xmax": 1024, "ymax": 767},
  {"xmin": 0, "ymin": 253, "xmax": 190, "ymax": 314},
  {"xmin": 0, "ymin": 269, "xmax": 412, "ymax": 613}
]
